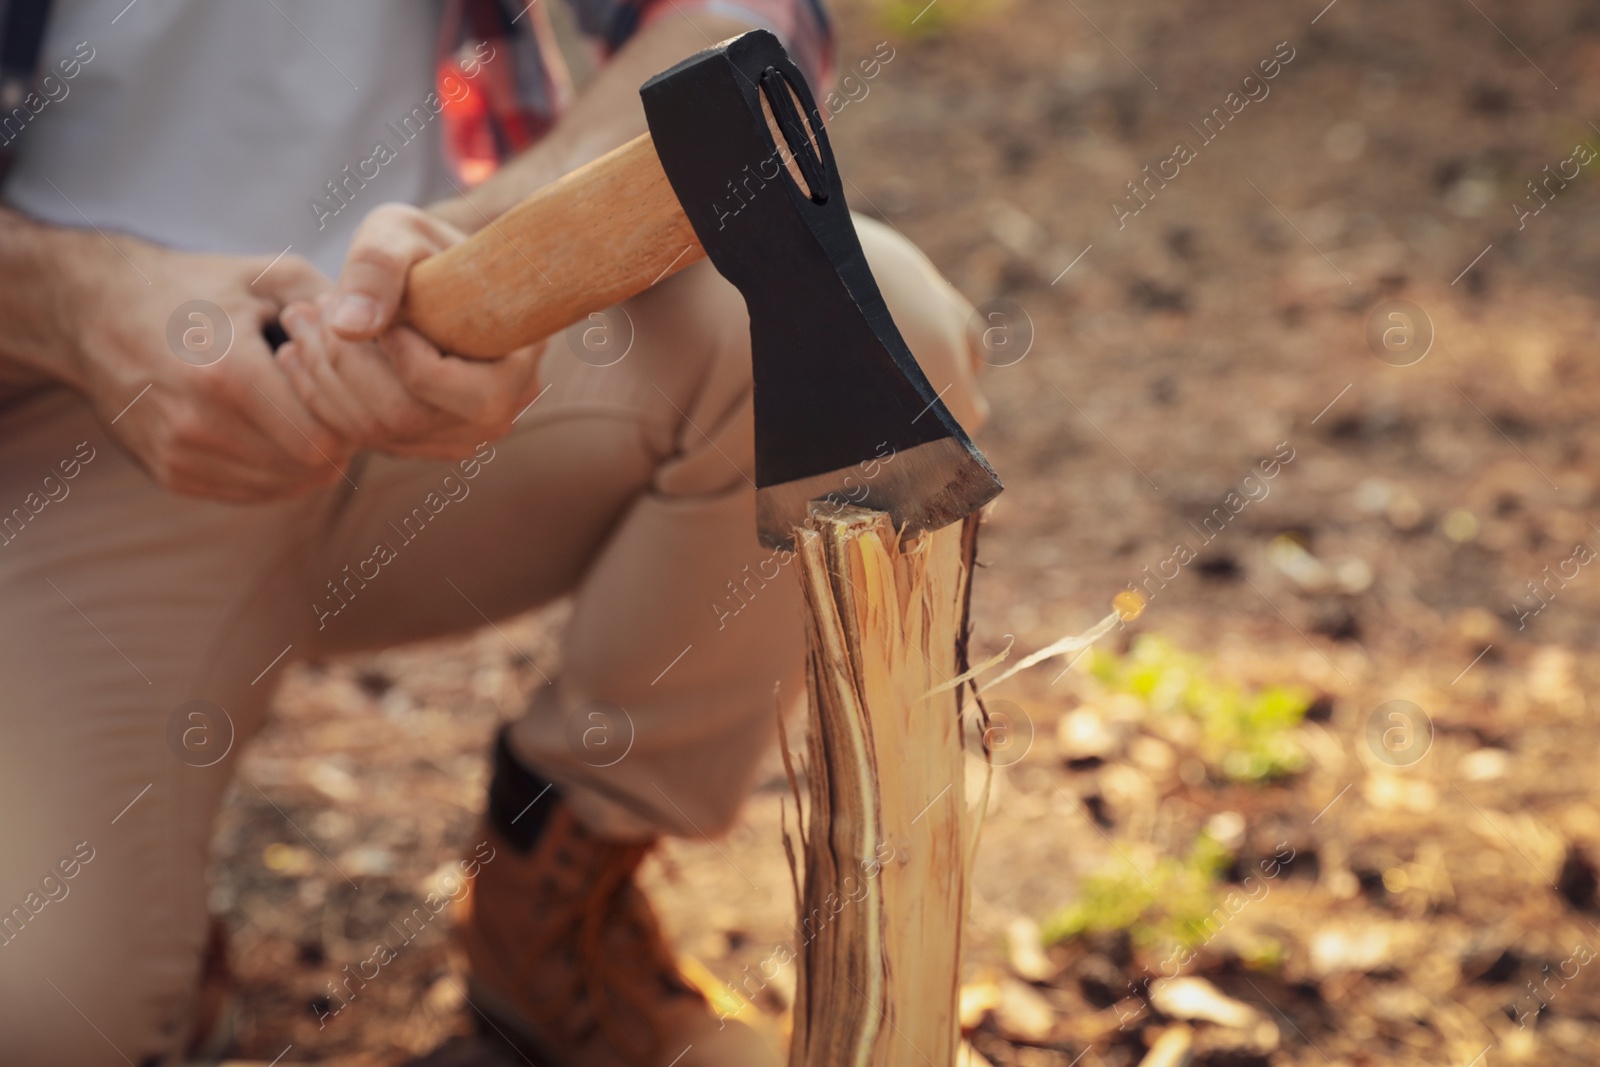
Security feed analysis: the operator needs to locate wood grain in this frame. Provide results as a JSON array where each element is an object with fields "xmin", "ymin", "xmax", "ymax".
[
  {"xmin": 402, "ymin": 133, "xmax": 705, "ymax": 359},
  {"xmin": 784, "ymin": 505, "xmax": 982, "ymax": 1067}
]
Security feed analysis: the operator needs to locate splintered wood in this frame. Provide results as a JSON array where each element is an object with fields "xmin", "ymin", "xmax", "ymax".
[{"xmin": 782, "ymin": 505, "xmax": 982, "ymax": 1067}]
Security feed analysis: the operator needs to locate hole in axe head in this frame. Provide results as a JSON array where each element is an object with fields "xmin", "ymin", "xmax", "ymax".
[{"xmin": 758, "ymin": 66, "xmax": 828, "ymax": 205}]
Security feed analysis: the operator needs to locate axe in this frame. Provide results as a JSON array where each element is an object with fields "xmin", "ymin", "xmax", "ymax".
[{"xmin": 400, "ymin": 29, "xmax": 1001, "ymax": 547}]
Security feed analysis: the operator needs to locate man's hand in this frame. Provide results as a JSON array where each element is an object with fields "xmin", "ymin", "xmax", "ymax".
[
  {"xmin": 73, "ymin": 236, "xmax": 353, "ymax": 501},
  {"xmin": 276, "ymin": 203, "xmax": 544, "ymax": 461}
]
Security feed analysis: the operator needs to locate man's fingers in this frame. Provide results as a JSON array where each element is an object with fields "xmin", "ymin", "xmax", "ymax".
[
  {"xmin": 221, "ymin": 341, "xmax": 352, "ymax": 476},
  {"xmin": 287, "ymin": 299, "xmax": 462, "ymax": 444},
  {"xmin": 248, "ymin": 252, "xmax": 329, "ymax": 310},
  {"xmin": 382, "ymin": 326, "xmax": 540, "ymax": 425},
  {"xmin": 280, "ymin": 305, "xmax": 375, "ymax": 439},
  {"xmin": 314, "ymin": 293, "xmax": 457, "ymax": 438},
  {"xmin": 278, "ymin": 339, "xmax": 369, "ymax": 443},
  {"xmin": 332, "ymin": 204, "xmax": 465, "ymax": 342},
  {"xmin": 139, "ymin": 390, "xmax": 338, "ymax": 499}
]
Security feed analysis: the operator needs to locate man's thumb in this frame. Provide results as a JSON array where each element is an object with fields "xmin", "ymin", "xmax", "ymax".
[{"xmin": 331, "ymin": 249, "xmax": 405, "ymax": 341}]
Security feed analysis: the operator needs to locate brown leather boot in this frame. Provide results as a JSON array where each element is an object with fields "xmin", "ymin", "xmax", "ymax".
[{"xmin": 454, "ymin": 731, "xmax": 781, "ymax": 1067}]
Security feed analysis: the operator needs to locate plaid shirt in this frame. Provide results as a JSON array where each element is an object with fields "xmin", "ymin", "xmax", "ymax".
[{"xmin": 0, "ymin": 0, "xmax": 833, "ymax": 185}]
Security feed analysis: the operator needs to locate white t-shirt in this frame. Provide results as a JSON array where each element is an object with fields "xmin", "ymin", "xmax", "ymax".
[{"xmin": 2, "ymin": 0, "xmax": 454, "ymax": 277}]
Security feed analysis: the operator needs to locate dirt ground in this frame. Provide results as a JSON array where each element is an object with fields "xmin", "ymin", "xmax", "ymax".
[{"xmin": 217, "ymin": 1, "xmax": 1600, "ymax": 1063}]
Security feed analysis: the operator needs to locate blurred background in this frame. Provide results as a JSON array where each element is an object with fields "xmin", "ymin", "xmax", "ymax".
[{"xmin": 216, "ymin": 0, "xmax": 1600, "ymax": 1063}]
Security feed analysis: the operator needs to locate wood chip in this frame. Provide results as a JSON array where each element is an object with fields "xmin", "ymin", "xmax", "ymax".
[
  {"xmin": 994, "ymin": 978, "xmax": 1057, "ymax": 1043},
  {"xmin": 1005, "ymin": 915, "xmax": 1058, "ymax": 982},
  {"xmin": 1138, "ymin": 1024, "xmax": 1194, "ymax": 1067}
]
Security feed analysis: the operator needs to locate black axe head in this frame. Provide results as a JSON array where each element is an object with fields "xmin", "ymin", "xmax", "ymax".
[{"xmin": 641, "ymin": 30, "xmax": 1002, "ymax": 549}]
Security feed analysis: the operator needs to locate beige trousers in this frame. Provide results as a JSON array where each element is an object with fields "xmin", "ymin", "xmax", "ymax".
[{"xmin": 0, "ymin": 217, "xmax": 985, "ymax": 1065}]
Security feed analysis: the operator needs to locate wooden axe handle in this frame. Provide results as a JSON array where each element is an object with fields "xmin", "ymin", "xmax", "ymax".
[{"xmin": 402, "ymin": 133, "xmax": 705, "ymax": 359}]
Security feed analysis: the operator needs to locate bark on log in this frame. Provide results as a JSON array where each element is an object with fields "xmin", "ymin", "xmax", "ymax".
[{"xmin": 783, "ymin": 504, "xmax": 982, "ymax": 1067}]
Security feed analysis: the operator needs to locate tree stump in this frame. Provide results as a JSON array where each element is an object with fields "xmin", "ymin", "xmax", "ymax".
[{"xmin": 783, "ymin": 504, "xmax": 982, "ymax": 1067}]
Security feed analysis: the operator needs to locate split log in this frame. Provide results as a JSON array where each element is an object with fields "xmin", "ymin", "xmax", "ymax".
[{"xmin": 783, "ymin": 504, "xmax": 984, "ymax": 1067}]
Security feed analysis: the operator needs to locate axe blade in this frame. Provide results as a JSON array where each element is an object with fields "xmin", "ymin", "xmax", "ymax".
[
  {"xmin": 641, "ymin": 31, "xmax": 1001, "ymax": 549},
  {"xmin": 755, "ymin": 436, "xmax": 1001, "ymax": 550}
]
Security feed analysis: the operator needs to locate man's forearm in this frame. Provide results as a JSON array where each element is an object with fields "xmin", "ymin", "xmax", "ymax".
[
  {"xmin": 428, "ymin": 11, "xmax": 758, "ymax": 232},
  {"xmin": 0, "ymin": 206, "xmax": 99, "ymax": 393}
]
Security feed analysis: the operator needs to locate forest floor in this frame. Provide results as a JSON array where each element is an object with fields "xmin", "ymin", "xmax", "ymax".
[{"xmin": 218, "ymin": 1, "xmax": 1600, "ymax": 1064}]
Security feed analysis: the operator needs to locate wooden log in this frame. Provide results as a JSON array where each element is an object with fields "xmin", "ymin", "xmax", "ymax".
[{"xmin": 782, "ymin": 504, "xmax": 982, "ymax": 1067}]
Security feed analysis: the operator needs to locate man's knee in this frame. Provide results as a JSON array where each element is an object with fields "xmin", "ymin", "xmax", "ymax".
[
  {"xmin": 854, "ymin": 214, "xmax": 990, "ymax": 435},
  {"xmin": 625, "ymin": 218, "xmax": 985, "ymax": 504},
  {"xmin": 611, "ymin": 260, "xmax": 757, "ymax": 498}
]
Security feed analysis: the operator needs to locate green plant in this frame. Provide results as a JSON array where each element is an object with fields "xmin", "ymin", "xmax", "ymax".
[
  {"xmin": 878, "ymin": 0, "xmax": 953, "ymax": 34},
  {"xmin": 1089, "ymin": 635, "xmax": 1312, "ymax": 782},
  {"xmin": 1042, "ymin": 831, "xmax": 1232, "ymax": 951},
  {"xmin": 875, "ymin": 0, "xmax": 1008, "ymax": 36}
]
